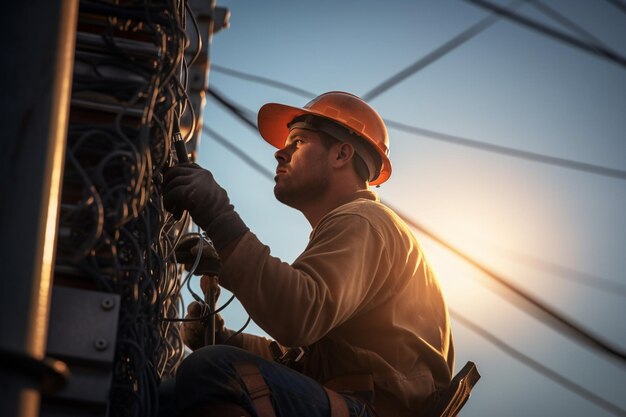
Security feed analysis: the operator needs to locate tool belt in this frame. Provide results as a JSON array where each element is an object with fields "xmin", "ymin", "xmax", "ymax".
[
  {"xmin": 233, "ymin": 360, "xmax": 351, "ymax": 417},
  {"xmin": 269, "ymin": 341, "xmax": 309, "ymax": 369}
]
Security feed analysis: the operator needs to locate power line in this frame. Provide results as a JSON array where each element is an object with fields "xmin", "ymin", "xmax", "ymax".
[
  {"xmin": 463, "ymin": 0, "xmax": 626, "ymax": 69},
  {"xmin": 210, "ymin": 65, "xmax": 314, "ymax": 98},
  {"xmin": 207, "ymin": 66, "xmax": 626, "ymax": 181},
  {"xmin": 451, "ymin": 311, "xmax": 626, "ymax": 417},
  {"xmin": 386, "ymin": 120, "xmax": 626, "ymax": 180},
  {"xmin": 211, "ymin": 64, "xmax": 315, "ymax": 98},
  {"xmin": 202, "ymin": 125, "xmax": 272, "ymax": 179},
  {"xmin": 202, "ymin": 120, "xmax": 626, "ymax": 415},
  {"xmin": 603, "ymin": 0, "xmax": 626, "ymax": 16},
  {"xmin": 389, "ymin": 202, "xmax": 626, "ymax": 365},
  {"xmin": 530, "ymin": 0, "xmax": 610, "ymax": 50},
  {"xmin": 207, "ymin": 86, "xmax": 258, "ymax": 131},
  {"xmin": 493, "ymin": 248, "xmax": 626, "ymax": 298},
  {"xmin": 362, "ymin": 0, "xmax": 531, "ymax": 101}
]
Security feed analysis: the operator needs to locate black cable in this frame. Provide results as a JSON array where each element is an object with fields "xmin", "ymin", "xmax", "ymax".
[
  {"xmin": 171, "ymin": 73, "xmax": 198, "ymax": 142},
  {"xmin": 213, "ymin": 293, "xmax": 236, "ymax": 314},
  {"xmin": 185, "ymin": 1, "xmax": 203, "ymax": 67},
  {"xmin": 385, "ymin": 120, "xmax": 626, "ymax": 181},
  {"xmin": 451, "ymin": 310, "xmax": 626, "ymax": 417},
  {"xmin": 162, "ymin": 293, "xmax": 237, "ymax": 322},
  {"xmin": 362, "ymin": 0, "xmax": 531, "ymax": 101},
  {"xmin": 205, "ymin": 69, "xmax": 626, "ymax": 180},
  {"xmin": 222, "ymin": 316, "xmax": 252, "ymax": 345},
  {"xmin": 464, "ymin": 0, "xmax": 626, "ymax": 69},
  {"xmin": 181, "ymin": 233, "xmax": 207, "ymax": 304}
]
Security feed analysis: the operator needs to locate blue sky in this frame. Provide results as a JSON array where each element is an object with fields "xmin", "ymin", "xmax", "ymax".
[{"xmin": 185, "ymin": 1, "xmax": 626, "ymax": 416}]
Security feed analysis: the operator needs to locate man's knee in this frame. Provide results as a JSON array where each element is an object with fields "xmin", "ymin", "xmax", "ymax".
[
  {"xmin": 175, "ymin": 345, "xmax": 250, "ymax": 412},
  {"xmin": 177, "ymin": 345, "xmax": 241, "ymax": 381}
]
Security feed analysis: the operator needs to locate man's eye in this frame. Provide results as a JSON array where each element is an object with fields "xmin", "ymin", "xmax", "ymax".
[{"xmin": 293, "ymin": 139, "xmax": 304, "ymax": 145}]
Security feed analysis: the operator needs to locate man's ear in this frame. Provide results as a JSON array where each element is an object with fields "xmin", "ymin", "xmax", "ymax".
[{"xmin": 332, "ymin": 143, "xmax": 355, "ymax": 166}]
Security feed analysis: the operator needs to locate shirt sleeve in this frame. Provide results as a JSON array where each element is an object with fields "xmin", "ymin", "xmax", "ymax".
[
  {"xmin": 241, "ymin": 333, "xmax": 275, "ymax": 360},
  {"xmin": 219, "ymin": 212, "xmax": 390, "ymax": 347}
]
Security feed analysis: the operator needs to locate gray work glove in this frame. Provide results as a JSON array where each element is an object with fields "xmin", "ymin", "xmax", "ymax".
[{"xmin": 163, "ymin": 163, "xmax": 249, "ymax": 251}]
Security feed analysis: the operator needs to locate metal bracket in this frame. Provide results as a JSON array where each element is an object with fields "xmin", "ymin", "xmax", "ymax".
[{"xmin": 41, "ymin": 286, "xmax": 121, "ymax": 416}]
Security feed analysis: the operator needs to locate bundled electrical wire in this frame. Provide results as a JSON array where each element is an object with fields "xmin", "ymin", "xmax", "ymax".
[{"xmin": 54, "ymin": 0, "xmax": 199, "ymax": 415}]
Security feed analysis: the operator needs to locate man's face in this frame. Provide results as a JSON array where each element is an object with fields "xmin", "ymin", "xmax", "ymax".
[{"xmin": 273, "ymin": 128, "xmax": 334, "ymax": 209}]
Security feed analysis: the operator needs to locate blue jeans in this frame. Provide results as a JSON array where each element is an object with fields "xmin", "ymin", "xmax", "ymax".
[{"xmin": 175, "ymin": 345, "xmax": 376, "ymax": 417}]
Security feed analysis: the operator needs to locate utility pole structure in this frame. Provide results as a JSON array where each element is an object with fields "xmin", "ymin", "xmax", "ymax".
[
  {"xmin": 0, "ymin": 1, "xmax": 78, "ymax": 416},
  {"xmin": 0, "ymin": 1, "xmax": 228, "ymax": 416}
]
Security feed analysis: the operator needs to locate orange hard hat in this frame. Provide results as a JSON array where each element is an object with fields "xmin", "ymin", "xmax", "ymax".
[{"xmin": 257, "ymin": 91, "xmax": 392, "ymax": 185}]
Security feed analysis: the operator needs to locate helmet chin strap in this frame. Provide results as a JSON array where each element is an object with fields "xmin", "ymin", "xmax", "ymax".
[{"xmin": 288, "ymin": 115, "xmax": 382, "ymax": 182}]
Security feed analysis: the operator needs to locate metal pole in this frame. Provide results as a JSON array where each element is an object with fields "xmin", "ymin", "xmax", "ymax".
[{"xmin": 0, "ymin": 0, "xmax": 78, "ymax": 416}]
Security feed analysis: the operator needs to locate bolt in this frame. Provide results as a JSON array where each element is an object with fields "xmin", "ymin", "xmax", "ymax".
[
  {"xmin": 101, "ymin": 298, "xmax": 115, "ymax": 311},
  {"xmin": 94, "ymin": 338, "xmax": 109, "ymax": 351}
]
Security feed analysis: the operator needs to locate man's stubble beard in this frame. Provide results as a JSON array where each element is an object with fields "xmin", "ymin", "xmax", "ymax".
[{"xmin": 273, "ymin": 171, "xmax": 331, "ymax": 210}]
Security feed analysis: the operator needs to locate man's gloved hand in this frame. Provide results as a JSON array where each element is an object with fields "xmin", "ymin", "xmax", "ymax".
[
  {"xmin": 182, "ymin": 301, "xmax": 225, "ymax": 351},
  {"xmin": 175, "ymin": 234, "xmax": 221, "ymax": 276},
  {"xmin": 163, "ymin": 163, "xmax": 249, "ymax": 251},
  {"xmin": 181, "ymin": 276, "xmax": 243, "ymax": 350}
]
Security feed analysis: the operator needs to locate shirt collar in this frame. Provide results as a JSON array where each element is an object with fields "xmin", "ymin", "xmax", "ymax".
[
  {"xmin": 351, "ymin": 190, "xmax": 379, "ymax": 202},
  {"xmin": 311, "ymin": 190, "xmax": 379, "ymax": 235}
]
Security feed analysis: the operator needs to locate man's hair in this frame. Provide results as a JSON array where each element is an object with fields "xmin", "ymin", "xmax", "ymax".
[{"xmin": 316, "ymin": 131, "xmax": 370, "ymax": 183}]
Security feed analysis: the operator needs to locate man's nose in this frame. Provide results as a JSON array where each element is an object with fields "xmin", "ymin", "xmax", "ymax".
[{"xmin": 274, "ymin": 145, "xmax": 290, "ymax": 163}]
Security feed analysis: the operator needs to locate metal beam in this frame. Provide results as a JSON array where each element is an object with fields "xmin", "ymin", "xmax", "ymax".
[{"xmin": 0, "ymin": 0, "xmax": 78, "ymax": 416}]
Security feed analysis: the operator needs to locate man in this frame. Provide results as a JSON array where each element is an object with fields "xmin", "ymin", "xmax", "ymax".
[{"xmin": 163, "ymin": 91, "xmax": 454, "ymax": 417}]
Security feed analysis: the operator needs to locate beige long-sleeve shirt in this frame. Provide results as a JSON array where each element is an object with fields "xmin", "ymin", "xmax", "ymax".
[{"xmin": 219, "ymin": 190, "xmax": 454, "ymax": 416}]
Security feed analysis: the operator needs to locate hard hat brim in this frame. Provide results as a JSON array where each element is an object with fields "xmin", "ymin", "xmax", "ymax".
[
  {"xmin": 257, "ymin": 102, "xmax": 391, "ymax": 185},
  {"xmin": 257, "ymin": 103, "xmax": 313, "ymax": 148}
]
